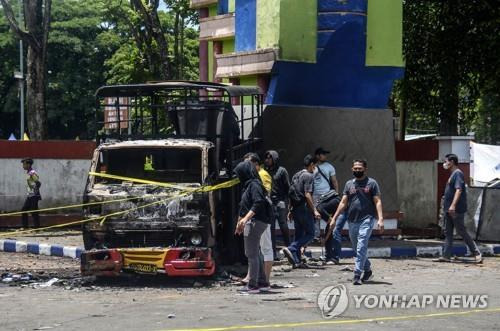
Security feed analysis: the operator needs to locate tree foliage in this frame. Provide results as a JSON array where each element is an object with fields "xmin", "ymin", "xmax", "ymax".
[
  {"xmin": 0, "ymin": 0, "xmax": 52, "ymax": 140},
  {"xmin": 0, "ymin": 0, "xmax": 199, "ymax": 139},
  {"xmin": 393, "ymin": 0, "xmax": 500, "ymax": 143}
]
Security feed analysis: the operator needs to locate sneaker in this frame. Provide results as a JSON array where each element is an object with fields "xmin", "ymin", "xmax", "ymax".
[
  {"xmin": 432, "ymin": 256, "xmax": 452, "ymax": 262},
  {"xmin": 325, "ymin": 258, "xmax": 339, "ymax": 266},
  {"xmin": 238, "ymin": 285, "xmax": 260, "ymax": 294},
  {"xmin": 474, "ymin": 254, "xmax": 483, "ymax": 263},
  {"xmin": 353, "ymin": 275, "xmax": 362, "ymax": 285},
  {"xmin": 282, "ymin": 248, "xmax": 297, "ymax": 267},
  {"xmin": 258, "ymin": 282, "xmax": 271, "ymax": 292},
  {"xmin": 361, "ymin": 270, "xmax": 373, "ymax": 282}
]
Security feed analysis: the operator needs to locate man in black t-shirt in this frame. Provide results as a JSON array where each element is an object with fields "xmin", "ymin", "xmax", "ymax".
[
  {"xmin": 328, "ymin": 159, "xmax": 384, "ymax": 285},
  {"xmin": 434, "ymin": 154, "xmax": 481, "ymax": 263}
]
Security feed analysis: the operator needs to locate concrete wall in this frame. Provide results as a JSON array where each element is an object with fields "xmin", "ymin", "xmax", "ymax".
[
  {"xmin": 396, "ymin": 161, "xmax": 438, "ymax": 228},
  {"xmin": 262, "ymin": 105, "xmax": 399, "ymax": 212},
  {"xmin": 0, "ymin": 141, "xmax": 95, "ymax": 213},
  {"xmin": 0, "ymin": 159, "xmax": 91, "ymax": 212}
]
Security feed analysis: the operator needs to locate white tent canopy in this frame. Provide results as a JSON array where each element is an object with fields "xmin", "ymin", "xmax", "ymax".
[{"xmin": 471, "ymin": 142, "xmax": 500, "ymax": 186}]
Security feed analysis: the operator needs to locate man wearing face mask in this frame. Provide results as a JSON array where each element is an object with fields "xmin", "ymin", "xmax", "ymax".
[
  {"xmin": 433, "ymin": 154, "xmax": 482, "ymax": 263},
  {"xmin": 327, "ymin": 159, "xmax": 383, "ymax": 285}
]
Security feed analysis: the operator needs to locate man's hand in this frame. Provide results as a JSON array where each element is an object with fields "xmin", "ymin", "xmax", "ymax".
[
  {"xmin": 377, "ymin": 218, "xmax": 384, "ymax": 232},
  {"xmin": 448, "ymin": 206, "xmax": 456, "ymax": 218},
  {"xmin": 287, "ymin": 211, "xmax": 292, "ymax": 222},
  {"xmin": 314, "ymin": 209, "xmax": 321, "ymax": 220},
  {"xmin": 325, "ymin": 217, "xmax": 337, "ymax": 241},
  {"xmin": 235, "ymin": 217, "xmax": 248, "ymax": 235}
]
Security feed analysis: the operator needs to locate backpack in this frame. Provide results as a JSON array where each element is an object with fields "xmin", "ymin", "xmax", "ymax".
[{"xmin": 288, "ymin": 170, "xmax": 306, "ymax": 207}]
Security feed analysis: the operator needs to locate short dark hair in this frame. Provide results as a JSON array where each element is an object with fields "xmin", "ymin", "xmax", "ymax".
[
  {"xmin": 352, "ymin": 159, "xmax": 367, "ymax": 167},
  {"xmin": 303, "ymin": 154, "xmax": 317, "ymax": 167},
  {"xmin": 21, "ymin": 158, "xmax": 34, "ymax": 165},
  {"xmin": 244, "ymin": 152, "xmax": 261, "ymax": 164},
  {"xmin": 445, "ymin": 153, "xmax": 458, "ymax": 165}
]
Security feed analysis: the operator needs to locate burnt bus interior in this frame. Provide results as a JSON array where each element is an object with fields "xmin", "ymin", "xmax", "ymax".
[
  {"xmin": 97, "ymin": 147, "xmax": 203, "ymax": 183},
  {"xmin": 85, "ymin": 82, "xmax": 263, "ymax": 261}
]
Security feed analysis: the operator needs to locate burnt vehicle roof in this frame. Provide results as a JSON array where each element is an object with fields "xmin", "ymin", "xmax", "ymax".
[
  {"xmin": 99, "ymin": 139, "xmax": 214, "ymax": 150},
  {"xmin": 95, "ymin": 81, "xmax": 261, "ymax": 98}
]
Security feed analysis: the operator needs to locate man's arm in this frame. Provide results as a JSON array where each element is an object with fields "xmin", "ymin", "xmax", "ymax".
[
  {"xmin": 373, "ymin": 195, "xmax": 384, "ymax": 231},
  {"xmin": 448, "ymin": 189, "xmax": 462, "ymax": 218},
  {"xmin": 305, "ymin": 191, "xmax": 321, "ymax": 219},
  {"xmin": 331, "ymin": 175, "xmax": 339, "ymax": 192}
]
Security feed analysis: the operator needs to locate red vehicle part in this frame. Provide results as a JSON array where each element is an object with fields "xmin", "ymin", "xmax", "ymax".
[
  {"xmin": 163, "ymin": 248, "xmax": 215, "ymax": 277},
  {"xmin": 80, "ymin": 249, "xmax": 123, "ymax": 277},
  {"xmin": 80, "ymin": 247, "xmax": 215, "ymax": 277}
]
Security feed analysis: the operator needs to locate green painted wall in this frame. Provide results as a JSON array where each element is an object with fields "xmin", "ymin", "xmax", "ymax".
[
  {"xmin": 228, "ymin": 0, "xmax": 235, "ymax": 13},
  {"xmin": 208, "ymin": 41, "xmax": 214, "ymax": 81},
  {"xmin": 366, "ymin": 0, "xmax": 404, "ymax": 67},
  {"xmin": 222, "ymin": 38, "xmax": 235, "ymax": 54},
  {"xmin": 239, "ymin": 75, "xmax": 258, "ymax": 104},
  {"xmin": 256, "ymin": 0, "xmax": 281, "ymax": 49},
  {"xmin": 208, "ymin": 4, "xmax": 217, "ymax": 17},
  {"xmin": 279, "ymin": 0, "xmax": 317, "ymax": 62}
]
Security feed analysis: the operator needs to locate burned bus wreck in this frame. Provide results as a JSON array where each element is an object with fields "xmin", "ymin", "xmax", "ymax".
[{"xmin": 81, "ymin": 82, "xmax": 263, "ymax": 277}]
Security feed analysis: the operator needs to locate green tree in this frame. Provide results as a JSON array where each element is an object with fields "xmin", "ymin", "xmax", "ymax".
[
  {"xmin": 46, "ymin": 0, "xmax": 119, "ymax": 139},
  {"xmin": 0, "ymin": 5, "xmax": 20, "ymax": 139},
  {"xmin": 394, "ymin": 0, "xmax": 500, "ymax": 143},
  {"xmin": 1, "ymin": 0, "xmax": 52, "ymax": 140}
]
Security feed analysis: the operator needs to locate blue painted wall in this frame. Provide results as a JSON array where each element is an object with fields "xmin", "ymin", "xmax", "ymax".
[
  {"xmin": 318, "ymin": 0, "xmax": 367, "ymax": 13},
  {"xmin": 235, "ymin": 0, "xmax": 256, "ymax": 52},
  {"xmin": 218, "ymin": 0, "xmax": 229, "ymax": 14},
  {"xmin": 266, "ymin": 18, "xmax": 403, "ymax": 108}
]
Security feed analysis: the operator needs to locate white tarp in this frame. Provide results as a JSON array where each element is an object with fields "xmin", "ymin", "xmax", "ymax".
[{"xmin": 470, "ymin": 142, "xmax": 500, "ymax": 185}]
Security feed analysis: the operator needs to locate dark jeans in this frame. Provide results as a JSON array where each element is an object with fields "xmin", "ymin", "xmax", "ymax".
[
  {"xmin": 317, "ymin": 197, "xmax": 342, "ymax": 261},
  {"xmin": 287, "ymin": 204, "xmax": 315, "ymax": 264},
  {"xmin": 443, "ymin": 213, "xmax": 480, "ymax": 258},
  {"xmin": 271, "ymin": 201, "xmax": 291, "ymax": 256},
  {"xmin": 22, "ymin": 196, "xmax": 40, "ymax": 228},
  {"xmin": 325, "ymin": 214, "xmax": 347, "ymax": 261}
]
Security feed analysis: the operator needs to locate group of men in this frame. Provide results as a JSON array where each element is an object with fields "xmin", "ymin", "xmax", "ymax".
[
  {"xmin": 233, "ymin": 148, "xmax": 384, "ymax": 291},
  {"xmin": 233, "ymin": 148, "xmax": 482, "ymax": 293}
]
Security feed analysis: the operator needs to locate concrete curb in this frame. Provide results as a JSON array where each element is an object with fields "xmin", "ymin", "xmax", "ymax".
[
  {"xmin": 0, "ymin": 239, "xmax": 83, "ymax": 259},
  {"xmin": 307, "ymin": 244, "xmax": 500, "ymax": 259},
  {"xmin": 1, "ymin": 239, "xmax": 499, "ymax": 260}
]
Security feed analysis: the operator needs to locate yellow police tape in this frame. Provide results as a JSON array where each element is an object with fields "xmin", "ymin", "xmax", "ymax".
[
  {"xmin": 0, "ymin": 173, "xmax": 239, "ymax": 217},
  {"xmin": 0, "ymin": 173, "xmax": 240, "ymax": 238},
  {"xmin": 89, "ymin": 172, "xmax": 240, "ymax": 192},
  {"xmin": 0, "ymin": 196, "xmax": 143, "ymax": 217}
]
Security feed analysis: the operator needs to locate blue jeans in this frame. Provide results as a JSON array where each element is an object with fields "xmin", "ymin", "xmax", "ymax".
[
  {"xmin": 288, "ymin": 204, "xmax": 315, "ymax": 264},
  {"xmin": 325, "ymin": 213, "xmax": 347, "ymax": 261},
  {"xmin": 348, "ymin": 216, "xmax": 375, "ymax": 276}
]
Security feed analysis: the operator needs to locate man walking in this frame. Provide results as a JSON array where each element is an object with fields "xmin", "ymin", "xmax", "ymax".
[
  {"xmin": 282, "ymin": 155, "xmax": 321, "ymax": 267},
  {"xmin": 21, "ymin": 158, "xmax": 42, "ymax": 228},
  {"xmin": 328, "ymin": 159, "xmax": 383, "ymax": 285},
  {"xmin": 313, "ymin": 147, "xmax": 342, "ymax": 264},
  {"xmin": 264, "ymin": 150, "xmax": 291, "ymax": 259},
  {"xmin": 434, "ymin": 154, "xmax": 482, "ymax": 263}
]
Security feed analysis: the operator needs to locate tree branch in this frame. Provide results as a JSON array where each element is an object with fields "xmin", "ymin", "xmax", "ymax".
[{"xmin": 0, "ymin": 0, "xmax": 40, "ymax": 49}]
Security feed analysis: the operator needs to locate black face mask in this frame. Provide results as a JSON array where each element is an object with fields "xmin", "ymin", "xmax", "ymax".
[{"xmin": 353, "ymin": 171, "xmax": 364, "ymax": 178}]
